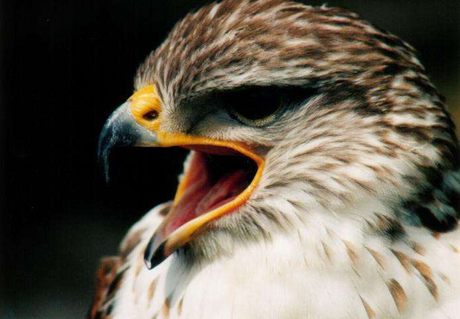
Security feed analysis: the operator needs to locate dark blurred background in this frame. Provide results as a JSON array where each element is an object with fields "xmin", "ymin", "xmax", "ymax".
[{"xmin": 0, "ymin": 0, "xmax": 458, "ymax": 318}]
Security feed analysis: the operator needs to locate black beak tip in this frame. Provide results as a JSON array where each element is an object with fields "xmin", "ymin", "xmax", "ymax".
[{"xmin": 144, "ymin": 237, "xmax": 167, "ymax": 270}]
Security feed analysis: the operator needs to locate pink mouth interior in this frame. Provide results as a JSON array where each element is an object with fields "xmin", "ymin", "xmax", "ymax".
[{"xmin": 164, "ymin": 147, "xmax": 257, "ymax": 234}]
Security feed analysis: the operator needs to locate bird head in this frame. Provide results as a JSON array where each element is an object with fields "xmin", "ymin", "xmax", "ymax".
[{"xmin": 99, "ymin": 0, "xmax": 459, "ymax": 269}]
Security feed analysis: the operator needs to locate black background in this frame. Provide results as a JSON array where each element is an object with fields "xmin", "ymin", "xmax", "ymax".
[{"xmin": 1, "ymin": 0, "xmax": 458, "ymax": 318}]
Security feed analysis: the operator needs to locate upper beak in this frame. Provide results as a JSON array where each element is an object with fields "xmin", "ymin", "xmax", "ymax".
[
  {"xmin": 98, "ymin": 101, "xmax": 158, "ymax": 182},
  {"xmin": 98, "ymin": 85, "xmax": 265, "ymax": 269},
  {"xmin": 99, "ymin": 85, "xmax": 162, "ymax": 181}
]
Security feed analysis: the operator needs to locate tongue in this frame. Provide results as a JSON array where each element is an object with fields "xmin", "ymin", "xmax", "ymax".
[
  {"xmin": 165, "ymin": 169, "xmax": 249, "ymax": 234},
  {"xmin": 195, "ymin": 170, "xmax": 248, "ymax": 214}
]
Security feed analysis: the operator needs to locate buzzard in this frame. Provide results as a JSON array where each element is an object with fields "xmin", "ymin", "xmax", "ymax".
[{"xmin": 92, "ymin": 1, "xmax": 460, "ymax": 318}]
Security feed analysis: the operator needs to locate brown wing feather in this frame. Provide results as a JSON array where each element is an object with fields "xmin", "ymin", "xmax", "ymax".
[{"xmin": 87, "ymin": 256, "xmax": 123, "ymax": 319}]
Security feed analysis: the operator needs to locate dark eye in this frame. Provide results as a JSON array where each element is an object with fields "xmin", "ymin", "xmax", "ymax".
[{"xmin": 214, "ymin": 86, "xmax": 315, "ymax": 127}]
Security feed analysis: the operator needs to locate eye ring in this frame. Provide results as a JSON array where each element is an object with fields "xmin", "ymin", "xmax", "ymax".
[
  {"xmin": 228, "ymin": 103, "xmax": 283, "ymax": 127},
  {"xmin": 221, "ymin": 86, "xmax": 286, "ymax": 127}
]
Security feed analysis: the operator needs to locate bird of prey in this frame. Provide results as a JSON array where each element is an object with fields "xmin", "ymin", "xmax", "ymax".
[{"xmin": 91, "ymin": 1, "xmax": 460, "ymax": 318}]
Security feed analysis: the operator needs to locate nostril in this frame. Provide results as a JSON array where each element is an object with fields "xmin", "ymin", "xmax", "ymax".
[{"xmin": 142, "ymin": 110, "xmax": 159, "ymax": 121}]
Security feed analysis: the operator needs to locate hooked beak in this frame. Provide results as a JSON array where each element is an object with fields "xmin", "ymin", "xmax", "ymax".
[
  {"xmin": 98, "ymin": 102, "xmax": 158, "ymax": 182},
  {"xmin": 98, "ymin": 85, "xmax": 265, "ymax": 269}
]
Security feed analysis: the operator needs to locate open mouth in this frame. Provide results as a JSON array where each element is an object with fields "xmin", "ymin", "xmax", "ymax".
[
  {"xmin": 165, "ymin": 146, "xmax": 259, "ymax": 235},
  {"xmin": 143, "ymin": 139, "xmax": 265, "ymax": 268}
]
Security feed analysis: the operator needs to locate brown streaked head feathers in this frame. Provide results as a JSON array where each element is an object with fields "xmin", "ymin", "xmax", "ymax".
[{"xmin": 133, "ymin": 0, "xmax": 458, "ymax": 241}]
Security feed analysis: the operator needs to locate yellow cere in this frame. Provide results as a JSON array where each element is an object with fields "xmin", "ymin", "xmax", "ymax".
[{"xmin": 129, "ymin": 85, "xmax": 162, "ymax": 131}]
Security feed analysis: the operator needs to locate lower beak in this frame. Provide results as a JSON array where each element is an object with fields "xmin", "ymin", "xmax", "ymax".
[{"xmin": 99, "ymin": 89, "xmax": 265, "ymax": 269}]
